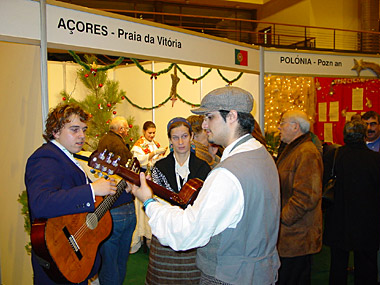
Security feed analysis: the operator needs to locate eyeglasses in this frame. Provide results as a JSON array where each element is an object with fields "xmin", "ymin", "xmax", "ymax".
[{"xmin": 279, "ymin": 120, "xmax": 295, "ymax": 126}]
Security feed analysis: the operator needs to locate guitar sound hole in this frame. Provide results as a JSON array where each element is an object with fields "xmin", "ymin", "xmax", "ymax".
[{"xmin": 86, "ymin": 213, "xmax": 99, "ymax": 230}]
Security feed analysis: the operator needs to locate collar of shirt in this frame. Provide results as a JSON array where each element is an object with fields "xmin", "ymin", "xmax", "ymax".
[
  {"xmin": 366, "ymin": 135, "xmax": 380, "ymax": 151},
  {"xmin": 51, "ymin": 140, "xmax": 88, "ymax": 179},
  {"xmin": 221, "ymin": 134, "xmax": 262, "ymax": 162},
  {"xmin": 174, "ymin": 154, "xmax": 190, "ymax": 179}
]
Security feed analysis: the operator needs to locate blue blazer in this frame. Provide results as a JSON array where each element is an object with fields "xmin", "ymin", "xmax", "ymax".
[{"xmin": 25, "ymin": 142, "xmax": 100, "ymax": 284}]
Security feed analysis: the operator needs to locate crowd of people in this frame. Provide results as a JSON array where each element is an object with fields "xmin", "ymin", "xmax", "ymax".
[{"xmin": 25, "ymin": 86, "xmax": 380, "ymax": 285}]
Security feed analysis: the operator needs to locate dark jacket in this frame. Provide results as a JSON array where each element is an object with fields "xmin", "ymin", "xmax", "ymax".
[
  {"xmin": 25, "ymin": 142, "xmax": 100, "ymax": 284},
  {"xmin": 153, "ymin": 152, "xmax": 211, "ymax": 193},
  {"xmin": 323, "ymin": 142, "xmax": 380, "ymax": 250},
  {"xmin": 97, "ymin": 130, "xmax": 134, "ymax": 207}
]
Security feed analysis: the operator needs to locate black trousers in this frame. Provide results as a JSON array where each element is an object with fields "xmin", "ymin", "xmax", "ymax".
[
  {"xmin": 329, "ymin": 247, "xmax": 378, "ymax": 285},
  {"xmin": 276, "ymin": 254, "xmax": 311, "ymax": 285}
]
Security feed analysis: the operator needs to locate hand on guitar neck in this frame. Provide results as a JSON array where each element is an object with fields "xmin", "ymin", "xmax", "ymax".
[
  {"xmin": 89, "ymin": 149, "xmax": 204, "ymax": 209},
  {"xmin": 128, "ymin": 172, "xmax": 154, "ymax": 204}
]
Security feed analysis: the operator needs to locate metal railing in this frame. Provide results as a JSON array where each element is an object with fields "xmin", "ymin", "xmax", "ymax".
[{"xmin": 100, "ymin": 8, "xmax": 380, "ymax": 54}]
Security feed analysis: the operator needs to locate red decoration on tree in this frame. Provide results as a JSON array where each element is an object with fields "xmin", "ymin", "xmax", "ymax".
[
  {"xmin": 107, "ymin": 103, "xmax": 111, "ymax": 107},
  {"xmin": 129, "ymin": 124, "xmax": 133, "ymax": 128},
  {"xmin": 89, "ymin": 114, "xmax": 93, "ymax": 118},
  {"xmin": 85, "ymin": 74, "xmax": 89, "ymax": 78},
  {"xmin": 113, "ymin": 111, "xmax": 117, "ymax": 115},
  {"xmin": 99, "ymin": 83, "xmax": 103, "ymax": 88},
  {"xmin": 129, "ymin": 138, "xmax": 133, "ymax": 141},
  {"xmin": 98, "ymin": 104, "xmax": 102, "ymax": 109},
  {"xmin": 121, "ymin": 96, "xmax": 125, "ymax": 100},
  {"xmin": 62, "ymin": 97, "xmax": 66, "ymax": 101}
]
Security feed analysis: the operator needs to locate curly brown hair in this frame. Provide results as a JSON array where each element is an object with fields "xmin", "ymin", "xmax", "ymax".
[{"xmin": 43, "ymin": 103, "xmax": 89, "ymax": 142}]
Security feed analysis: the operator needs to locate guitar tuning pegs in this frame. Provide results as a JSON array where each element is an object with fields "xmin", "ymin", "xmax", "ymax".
[
  {"xmin": 94, "ymin": 163, "xmax": 100, "ymax": 169},
  {"xmin": 90, "ymin": 169, "xmax": 96, "ymax": 174},
  {"xmin": 126, "ymin": 158, "xmax": 131, "ymax": 167},
  {"xmin": 104, "ymin": 175, "xmax": 109, "ymax": 180},
  {"xmin": 101, "ymin": 166, "xmax": 107, "ymax": 172},
  {"xmin": 99, "ymin": 149, "xmax": 107, "ymax": 160},
  {"xmin": 112, "ymin": 156, "xmax": 121, "ymax": 167},
  {"xmin": 107, "ymin": 169, "xmax": 114, "ymax": 175},
  {"xmin": 106, "ymin": 152, "xmax": 114, "ymax": 164}
]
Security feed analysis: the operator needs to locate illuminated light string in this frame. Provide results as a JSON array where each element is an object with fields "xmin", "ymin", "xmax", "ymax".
[{"xmin": 264, "ymin": 75, "xmax": 313, "ymax": 134}]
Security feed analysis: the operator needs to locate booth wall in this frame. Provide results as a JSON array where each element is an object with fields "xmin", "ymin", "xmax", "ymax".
[
  {"xmin": 0, "ymin": 41, "xmax": 42, "ymax": 284},
  {"xmin": 49, "ymin": 61, "xmax": 259, "ymax": 148}
]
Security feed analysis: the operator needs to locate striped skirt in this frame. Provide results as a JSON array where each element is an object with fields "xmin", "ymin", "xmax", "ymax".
[{"xmin": 145, "ymin": 235, "xmax": 201, "ymax": 284}]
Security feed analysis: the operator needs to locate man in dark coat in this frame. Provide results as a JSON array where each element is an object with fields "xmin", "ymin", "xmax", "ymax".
[
  {"xmin": 96, "ymin": 116, "xmax": 136, "ymax": 285},
  {"xmin": 323, "ymin": 119, "xmax": 380, "ymax": 284}
]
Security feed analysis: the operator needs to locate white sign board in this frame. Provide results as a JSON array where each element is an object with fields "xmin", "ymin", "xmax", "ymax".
[{"xmin": 265, "ymin": 49, "xmax": 380, "ymax": 78}]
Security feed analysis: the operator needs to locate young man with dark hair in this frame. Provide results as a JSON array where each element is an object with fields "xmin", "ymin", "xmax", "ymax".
[{"xmin": 129, "ymin": 86, "xmax": 281, "ymax": 284}]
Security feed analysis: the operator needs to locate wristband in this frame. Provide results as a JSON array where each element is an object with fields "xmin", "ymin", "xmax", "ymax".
[{"xmin": 143, "ymin": 198, "xmax": 157, "ymax": 211}]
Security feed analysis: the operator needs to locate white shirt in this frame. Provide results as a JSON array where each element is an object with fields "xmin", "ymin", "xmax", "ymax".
[
  {"xmin": 146, "ymin": 134, "xmax": 262, "ymax": 251},
  {"xmin": 51, "ymin": 140, "xmax": 95, "ymax": 200}
]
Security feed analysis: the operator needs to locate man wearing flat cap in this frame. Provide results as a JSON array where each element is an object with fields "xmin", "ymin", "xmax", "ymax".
[{"xmin": 129, "ymin": 86, "xmax": 281, "ymax": 284}]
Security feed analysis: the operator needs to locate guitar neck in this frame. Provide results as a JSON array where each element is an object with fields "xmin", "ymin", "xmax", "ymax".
[
  {"xmin": 94, "ymin": 179, "xmax": 127, "ymax": 218},
  {"xmin": 115, "ymin": 165, "xmax": 186, "ymax": 207}
]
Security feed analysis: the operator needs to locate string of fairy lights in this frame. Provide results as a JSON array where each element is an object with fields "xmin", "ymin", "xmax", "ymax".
[{"xmin": 264, "ymin": 76, "xmax": 315, "ymax": 134}]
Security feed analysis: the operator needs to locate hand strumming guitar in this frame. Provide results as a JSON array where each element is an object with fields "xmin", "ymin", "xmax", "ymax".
[{"xmin": 91, "ymin": 177, "xmax": 117, "ymax": 196}]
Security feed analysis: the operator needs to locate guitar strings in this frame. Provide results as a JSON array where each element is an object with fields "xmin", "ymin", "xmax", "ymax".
[{"xmin": 72, "ymin": 180, "xmax": 128, "ymax": 242}]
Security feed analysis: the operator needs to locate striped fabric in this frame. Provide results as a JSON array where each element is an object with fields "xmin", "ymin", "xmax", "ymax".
[
  {"xmin": 145, "ymin": 236, "xmax": 201, "ymax": 284},
  {"xmin": 199, "ymin": 272, "xmax": 232, "ymax": 285}
]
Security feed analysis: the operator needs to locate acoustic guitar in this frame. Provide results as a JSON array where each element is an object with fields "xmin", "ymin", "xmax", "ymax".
[
  {"xmin": 30, "ymin": 157, "xmax": 140, "ymax": 284},
  {"xmin": 89, "ymin": 149, "xmax": 204, "ymax": 209}
]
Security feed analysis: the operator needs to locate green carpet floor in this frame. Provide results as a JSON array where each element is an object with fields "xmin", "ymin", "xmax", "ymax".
[{"xmin": 123, "ymin": 245, "xmax": 355, "ymax": 284}]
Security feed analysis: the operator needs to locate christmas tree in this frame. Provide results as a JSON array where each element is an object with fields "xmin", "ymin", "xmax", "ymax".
[{"xmin": 61, "ymin": 55, "xmax": 139, "ymax": 150}]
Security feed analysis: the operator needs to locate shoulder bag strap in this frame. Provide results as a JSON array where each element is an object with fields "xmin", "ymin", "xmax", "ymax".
[{"xmin": 330, "ymin": 147, "xmax": 340, "ymax": 177}]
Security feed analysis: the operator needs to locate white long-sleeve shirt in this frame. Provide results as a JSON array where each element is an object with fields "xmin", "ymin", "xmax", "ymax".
[{"xmin": 145, "ymin": 134, "xmax": 262, "ymax": 251}]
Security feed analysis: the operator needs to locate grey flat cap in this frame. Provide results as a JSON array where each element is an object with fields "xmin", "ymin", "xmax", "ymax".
[{"xmin": 191, "ymin": 86, "xmax": 254, "ymax": 115}]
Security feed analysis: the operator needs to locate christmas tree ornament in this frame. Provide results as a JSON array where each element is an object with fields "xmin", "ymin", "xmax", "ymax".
[
  {"xmin": 62, "ymin": 97, "xmax": 66, "ymax": 101},
  {"xmin": 98, "ymin": 104, "xmax": 103, "ymax": 109},
  {"xmin": 107, "ymin": 103, "xmax": 111, "ymax": 107},
  {"xmin": 113, "ymin": 111, "xmax": 117, "ymax": 115},
  {"xmin": 99, "ymin": 83, "xmax": 103, "ymax": 88},
  {"xmin": 121, "ymin": 96, "xmax": 125, "ymax": 100},
  {"xmin": 129, "ymin": 124, "xmax": 133, "ymax": 128},
  {"xmin": 85, "ymin": 74, "xmax": 89, "ymax": 78}
]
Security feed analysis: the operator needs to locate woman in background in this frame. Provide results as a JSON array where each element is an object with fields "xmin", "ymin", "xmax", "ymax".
[
  {"xmin": 146, "ymin": 117, "xmax": 211, "ymax": 284},
  {"xmin": 187, "ymin": 115, "xmax": 220, "ymax": 169},
  {"xmin": 131, "ymin": 121, "xmax": 167, "ymax": 171}
]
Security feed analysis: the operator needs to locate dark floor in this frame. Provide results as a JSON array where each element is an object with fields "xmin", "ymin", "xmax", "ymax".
[{"xmin": 124, "ymin": 245, "xmax": 355, "ymax": 284}]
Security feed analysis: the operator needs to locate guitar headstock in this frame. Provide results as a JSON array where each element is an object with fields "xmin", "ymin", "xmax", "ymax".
[{"xmin": 88, "ymin": 149, "xmax": 140, "ymax": 178}]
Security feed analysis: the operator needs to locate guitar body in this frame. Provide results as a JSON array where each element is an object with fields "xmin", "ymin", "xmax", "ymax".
[{"xmin": 31, "ymin": 196, "xmax": 112, "ymax": 283}]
